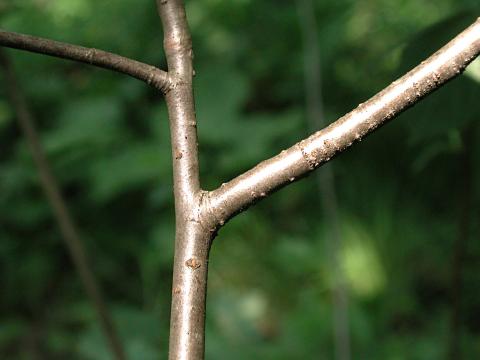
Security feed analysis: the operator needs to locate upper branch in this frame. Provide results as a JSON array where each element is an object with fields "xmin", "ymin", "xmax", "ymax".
[
  {"xmin": 0, "ymin": 29, "xmax": 171, "ymax": 92},
  {"xmin": 157, "ymin": 0, "xmax": 200, "ymax": 207},
  {"xmin": 206, "ymin": 17, "xmax": 480, "ymax": 226}
]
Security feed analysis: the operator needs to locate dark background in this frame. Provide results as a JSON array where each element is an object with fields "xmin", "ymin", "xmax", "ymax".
[{"xmin": 1, "ymin": 0, "xmax": 480, "ymax": 358}]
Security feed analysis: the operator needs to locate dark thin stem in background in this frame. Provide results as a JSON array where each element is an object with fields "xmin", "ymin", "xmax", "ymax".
[
  {"xmin": 296, "ymin": 0, "xmax": 351, "ymax": 359},
  {"xmin": 206, "ymin": 18, "xmax": 480, "ymax": 225},
  {"xmin": 1, "ymin": 8, "xmax": 479, "ymax": 360},
  {"xmin": 448, "ymin": 129, "xmax": 473, "ymax": 360},
  {"xmin": 0, "ymin": 50, "xmax": 127, "ymax": 360}
]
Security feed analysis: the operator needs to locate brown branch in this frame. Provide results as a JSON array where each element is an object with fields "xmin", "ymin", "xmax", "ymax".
[
  {"xmin": 157, "ymin": 0, "xmax": 200, "ymax": 201},
  {"xmin": 206, "ymin": 17, "xmax": 480, "ymax": 226},
  {"xmin": 0, "ymin": 29, "xmax": 171, "ymax": 92},
  {"xmin": 156, "ymin": 1, "xmax": 210, "ymax": 359},
  {"xmin": 0, "ymin": 50, "xmax": 127, "ymax": 360}
]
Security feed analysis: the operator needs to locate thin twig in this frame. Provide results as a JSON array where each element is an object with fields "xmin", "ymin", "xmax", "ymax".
[
  {"xmin": 206, "ymin": 18, "xmax": 480, "ymax": 226},
  {"xmin": 0, "ymin": 50, "xmax": 127, "ymax": 360},
  {"xmin": 0, "ymin": 29, "xmax": 171, "ymax": 92}
]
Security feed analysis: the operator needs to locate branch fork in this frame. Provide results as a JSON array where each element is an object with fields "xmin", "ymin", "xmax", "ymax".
[{"xmin": 1, "ymin": 2, "xmax": 479, "ymax": 359}]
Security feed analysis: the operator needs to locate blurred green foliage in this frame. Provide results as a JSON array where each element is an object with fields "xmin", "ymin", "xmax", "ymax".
[{"xmin": 1, "ymin": 0, "xmax": 479, "ymax": 359}]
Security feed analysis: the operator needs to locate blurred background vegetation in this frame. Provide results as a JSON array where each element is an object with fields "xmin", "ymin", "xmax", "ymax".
[{"xmin": 1, "ymin": 0, "xmax": 480, "ymax": 359}]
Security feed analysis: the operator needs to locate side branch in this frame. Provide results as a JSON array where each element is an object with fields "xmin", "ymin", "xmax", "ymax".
[
  {"xmin": 0, "ymin": 29, "xmax": 171, "ymax": 92},
  {"xmin": 206, "ymin": 17, "xmax": 480, "ymax": 226}
]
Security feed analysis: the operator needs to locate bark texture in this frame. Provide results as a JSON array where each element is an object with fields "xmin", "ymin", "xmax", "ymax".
[
  {"xmin": 1, "ymin": 5, "xmax": 479, "ymax": 360},
  {"xmin": 206, "ymin": 18, "xmax": 480, "ymax": 226},
  {"xmin": 0, "ymin": 29, "xmax": 171, "ymax": 92},
  {"xmin": 156, "ymin": 1, "xmax": 214, "ymax": 359}
]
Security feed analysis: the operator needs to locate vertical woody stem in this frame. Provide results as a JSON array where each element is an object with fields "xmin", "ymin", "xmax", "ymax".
[{"xmin": 156, "ymin": 1, "xmax": 212, "ymax": 359}]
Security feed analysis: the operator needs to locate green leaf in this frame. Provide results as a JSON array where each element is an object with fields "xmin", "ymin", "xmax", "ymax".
[
  {"xmin": 88, "ymin": 143, "xmax": 170, "ymax": 202},
  {"xmin": 44, "ymin": 96, "xmax": 122, "ymax": 154}
]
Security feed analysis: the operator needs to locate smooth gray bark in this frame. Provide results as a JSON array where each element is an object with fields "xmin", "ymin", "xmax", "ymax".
[{"xmin": 156, "ymin": 1, "xmax": 214, "ymax": 359}]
